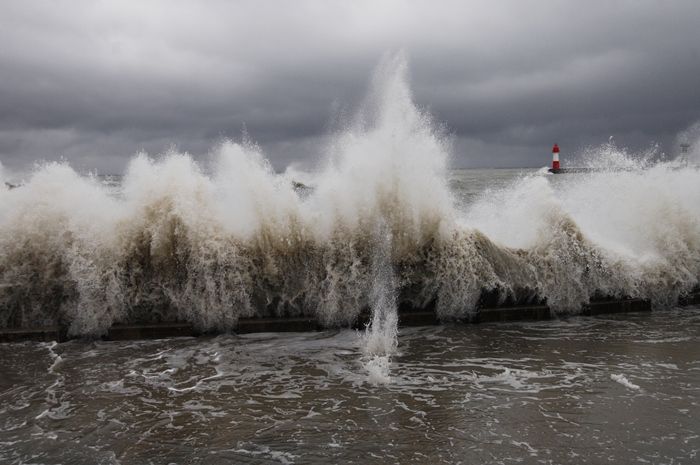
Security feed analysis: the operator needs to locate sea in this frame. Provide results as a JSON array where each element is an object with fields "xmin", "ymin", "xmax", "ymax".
[{"xmin": 1, "ymin": 54, "xmax": 700, "ymax": 464}]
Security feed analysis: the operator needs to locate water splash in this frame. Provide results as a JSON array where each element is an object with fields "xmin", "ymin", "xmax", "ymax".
[
  {"xmin": 361, "ymin": 220, "xmax": 399, "ymax": 384},
  {"xmin": 677, "ymin": 120, "xmax": 700, "ymax": 164},
  {"xmin": 1, "ymin": 54, "xmax": 699, "ymax": 336}
]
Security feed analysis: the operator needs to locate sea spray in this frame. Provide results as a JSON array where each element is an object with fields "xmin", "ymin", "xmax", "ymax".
[
  {"xmin": 677, "ymin": 120, "xmax": 700, "ymax": 164},
  {"xmin": 308, "ymin": 51, "xmax": 453, "ymax": 250},
  {"xmin": 463, "ymin": 146, "xmax": 700, "ymax": 311},
  {"xmin": 1, "ymin": 55, "xmax": 700, "ymax": 335},
  {"xmin": 361, "ymin": 220, "xmax": 399, "ymax": 384}
]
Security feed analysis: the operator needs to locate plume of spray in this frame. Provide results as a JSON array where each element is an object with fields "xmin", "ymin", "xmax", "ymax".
[
  {"xmin": 310, "ymin": 52, "xmax": 452, "ymax": 383},
  {"xmin": 361, "ymin": 219, "xmax": 399, "ymax": 385},
  {"xmin": 308, "ymin": 51, "xmax": 455, "ymax": 248},
  {"xmin": 577, "ymin": 137, "xmax": 659, "ymax": 171},
  {"xmin": 464, "ymin": 140, "xmax": 700, "ymax": 310},
  {"xmin": 677, "ymin": 120, "xmax": 700, "ymax": 164},
  {"xmin": 0, "ymin": 161, "xmax": 19, "ymax": 190}
]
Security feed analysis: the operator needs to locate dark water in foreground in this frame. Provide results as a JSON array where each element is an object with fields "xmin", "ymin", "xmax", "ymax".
[{"xmin": 1, "ymin": 307, "xmax": 699, "ymax": 465}]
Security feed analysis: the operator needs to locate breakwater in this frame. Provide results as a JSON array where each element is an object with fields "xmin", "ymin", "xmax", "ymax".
[{"xmin": 3, "ymin": 291, "xmax": 699, "ymax": 343}]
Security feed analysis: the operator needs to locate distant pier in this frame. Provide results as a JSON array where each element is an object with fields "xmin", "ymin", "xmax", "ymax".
[{"xmin": 548, "ymin": 167, "xmax": 598, "ymax": 174}]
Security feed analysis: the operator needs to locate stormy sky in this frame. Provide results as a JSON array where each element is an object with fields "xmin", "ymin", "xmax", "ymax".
[{"xmin": 1, "ymin": 0, "xmax": 700, "ymax": 174}]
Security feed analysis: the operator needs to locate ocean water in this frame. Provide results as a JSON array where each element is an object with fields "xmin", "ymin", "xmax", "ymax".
[
  {"xmin": 1, "ymin": 308, "xmax": 699, "ymax": 464},
  {"xmin": 1, "ymin": 53, "xmax": 700, "ymax": 463}
]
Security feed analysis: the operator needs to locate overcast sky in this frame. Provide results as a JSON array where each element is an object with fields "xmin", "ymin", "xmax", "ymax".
[{"xmin": 1, "ymin": 0, "xmax": 699, "ymax": 173}]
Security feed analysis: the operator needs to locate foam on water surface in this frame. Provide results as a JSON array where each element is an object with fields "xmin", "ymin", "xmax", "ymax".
[
  {"xmin": 1, "ymin": 308, "xmax": 699, "ymax": 464},
  {"xmin": 610, "ymin": 373, "xmax": 641, "ymax": 390}
]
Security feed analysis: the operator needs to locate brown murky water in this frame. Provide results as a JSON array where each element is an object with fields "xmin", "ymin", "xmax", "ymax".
[{"xmin": 1, "ymin": 307, "xmax": 699, "ymax": 464}]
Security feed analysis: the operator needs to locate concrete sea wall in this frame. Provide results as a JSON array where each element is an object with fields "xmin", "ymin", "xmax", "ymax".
[{"xmin": 2, "ymin": 289, "xmax": 698, "ymax": 343}]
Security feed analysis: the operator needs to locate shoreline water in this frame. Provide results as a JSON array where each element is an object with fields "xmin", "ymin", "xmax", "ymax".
[{"xmin": 2, "ymin": 306, "xmax": 699, "ymax": 464}]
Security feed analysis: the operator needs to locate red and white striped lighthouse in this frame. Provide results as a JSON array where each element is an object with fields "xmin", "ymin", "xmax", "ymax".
[{"xmin": 551, "ymin": 144, "xmax": 560, "ymax": 171}]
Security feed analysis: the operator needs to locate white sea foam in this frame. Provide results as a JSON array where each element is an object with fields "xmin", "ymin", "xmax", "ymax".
[
  {"xmin": 611, "ymin": 373, "xmax": 641, "ymax": 390},
  {"xmin": 365, "ymin": 355, "xmax": 393, "ymax": 385}
]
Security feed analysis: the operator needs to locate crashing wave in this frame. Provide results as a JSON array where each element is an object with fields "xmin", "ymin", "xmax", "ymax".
[{"xmin": 1, "ymin": 54, "xmax": 699, "ymax": 336}]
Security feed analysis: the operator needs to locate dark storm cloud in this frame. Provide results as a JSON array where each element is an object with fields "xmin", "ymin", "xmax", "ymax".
[{"xmin": 1, "ymin": 0, "xmax": 700, "ymax": 173}]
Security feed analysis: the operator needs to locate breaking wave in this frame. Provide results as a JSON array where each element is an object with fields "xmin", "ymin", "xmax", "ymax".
[{"xmin": 1, "ymin": 54, "xmax": 699, "ymax": 336}]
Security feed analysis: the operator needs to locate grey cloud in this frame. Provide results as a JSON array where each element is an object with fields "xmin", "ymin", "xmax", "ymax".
[{"xmin": 1, "ymin": 0, "xmax": 699, "ymax": 172}]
